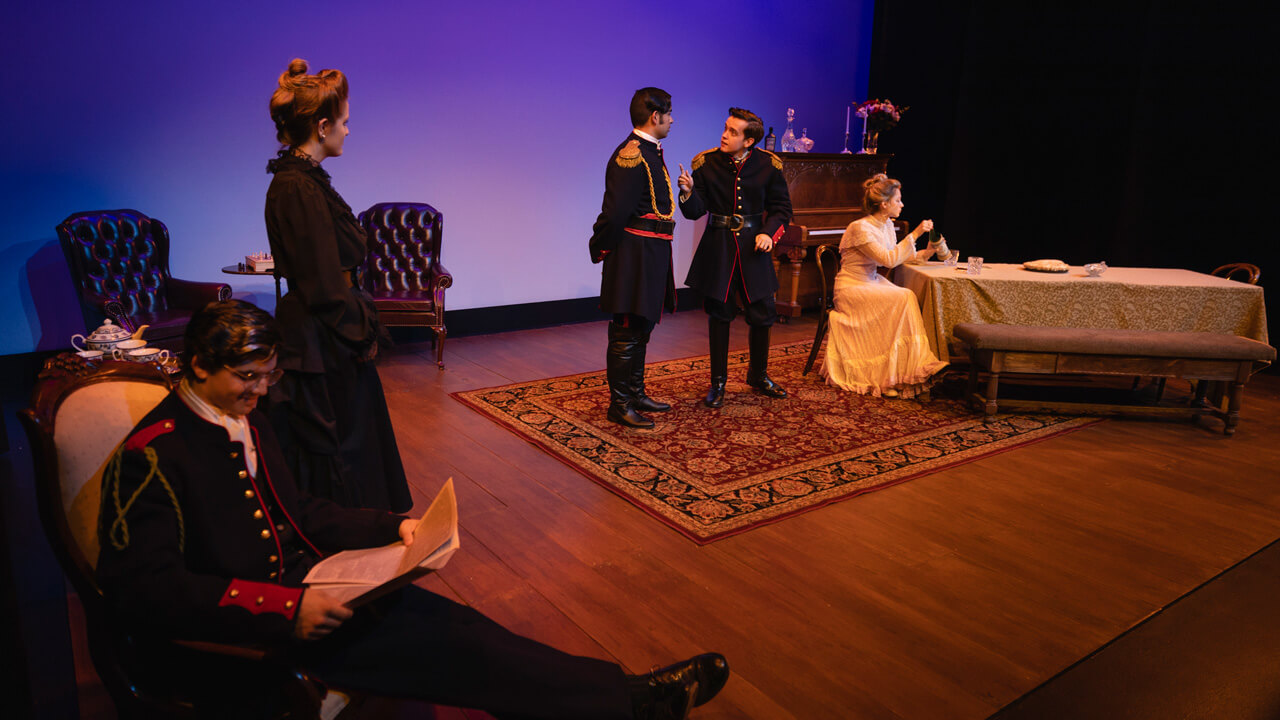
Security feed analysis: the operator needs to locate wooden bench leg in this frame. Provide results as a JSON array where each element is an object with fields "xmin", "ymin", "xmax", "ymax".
[
  {"xmin": 966, "ymin": 364, "xmax": 979, "ymax": 411},
  {"xmin": 984, "ymin": 372, "xmax": 1000, "ymax": 418},
  {"xmin": 1224, "ymin": 382, "xmax": 1244, "ymax": 436}
]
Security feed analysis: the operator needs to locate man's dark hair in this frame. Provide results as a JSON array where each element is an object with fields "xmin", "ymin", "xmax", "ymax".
[
  {"xmin": 630, "ymin": 87, "xmax": 672, "ymax": 128},
  {"xmin": 729, "ymin": 107, "xmax": 765, "ymax": 146},
  {"xmin": 182, "ymin": 300, "xmax": 281, "ymax": 381}
]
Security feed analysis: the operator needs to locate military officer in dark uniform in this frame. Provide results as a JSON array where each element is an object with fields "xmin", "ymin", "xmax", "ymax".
[
  {"xmin": 589, "ymin": 87, "xmax": 679, "ymax": 429},
  {"xmin": 677, "ymin": 108, "xmax": 793, "ymax": 407},
  {"xmin": 95, "ymin": 300, "xmax": 730, "ymax": 719}
]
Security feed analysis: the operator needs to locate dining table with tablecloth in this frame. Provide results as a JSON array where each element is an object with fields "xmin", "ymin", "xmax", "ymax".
[{"xmin": 891, "ymin": 262, "xmax": 1270, "ymax": 363}]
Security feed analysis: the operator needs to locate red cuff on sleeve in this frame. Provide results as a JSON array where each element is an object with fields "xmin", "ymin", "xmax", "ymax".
[
  {"xmin": 219, "ymin": 579, "xmax": 303, "ymax": 620},
  {"xmin": 771, "ymin": 224, "xmax": 786, "ymax": 242}
]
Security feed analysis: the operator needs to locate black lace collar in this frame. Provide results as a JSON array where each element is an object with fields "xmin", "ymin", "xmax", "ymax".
[{"xmin": 266, "ymin": 148, "xmax": 331, "ymax": 181}]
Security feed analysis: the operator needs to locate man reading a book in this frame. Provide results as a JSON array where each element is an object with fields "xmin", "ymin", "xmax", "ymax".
[{"xmin": 97, "ymin": 299, "xmax": 729, "ymax": 719}]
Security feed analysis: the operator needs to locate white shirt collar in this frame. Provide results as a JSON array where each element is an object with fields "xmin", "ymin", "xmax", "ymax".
[
  {"xmin": 177, "ymin": 379, "xmax": 258, "ymax": 476},
  {"xmin": 633, "ymin": 128, "xmax": 661, "ymax": 149}
]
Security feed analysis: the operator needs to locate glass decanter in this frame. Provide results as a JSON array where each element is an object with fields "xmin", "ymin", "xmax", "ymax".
[
  {"xmin": 794, "ymin": 128, "xmax": 814, "ymax": 153},
  {"xmin": 779, "ymin": 108, "xmax": 797, "ymax": 152}
]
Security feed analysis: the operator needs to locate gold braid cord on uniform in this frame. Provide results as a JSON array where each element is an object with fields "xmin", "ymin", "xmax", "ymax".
[
  {"xmin": 104, "ymin": 446, "xmax": 186, "ymax": 553},
  {"xmin": 614, "ymin": 139, "xmax": 674, "ymax": 221},
  {"xmin": 642, "ymin": 157, "xmax": 675, "ymax": 221}
]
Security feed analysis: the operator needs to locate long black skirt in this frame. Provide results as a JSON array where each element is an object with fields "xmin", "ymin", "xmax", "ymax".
[{"xmin": 267, "ymin": 330, "xmax": 412, "ymax": 513}]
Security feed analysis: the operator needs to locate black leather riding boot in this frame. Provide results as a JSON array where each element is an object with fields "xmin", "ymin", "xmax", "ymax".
[
  {"xmin": 705, "ymin": 317, "xmax": 730, "ymax": 408},
  {"xmin": 606, "ymin": 321, "xmax": 655, "ymax": 428},
  {"xmin": 746, "ymin": 324, "xmax": 787, "ymax": 399},
  {"xmin": 630, "ymin": 329, "xmax": 670, "ymax": 413}
]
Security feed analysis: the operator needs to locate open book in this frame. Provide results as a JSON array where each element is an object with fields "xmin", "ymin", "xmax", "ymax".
[{"xmin": 303, "ymin": 478, "xmax": 460, "ymax": 608}]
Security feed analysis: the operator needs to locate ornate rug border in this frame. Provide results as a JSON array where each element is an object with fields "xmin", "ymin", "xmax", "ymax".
[{"xmin": 450, "ymin": 344, "xmax": 1103, "ymax": 544}]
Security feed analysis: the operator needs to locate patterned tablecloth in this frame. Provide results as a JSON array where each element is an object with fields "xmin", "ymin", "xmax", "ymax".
[{"xmin": 892, "ymin": 262, "xmax": 1271, "ymax": 362}]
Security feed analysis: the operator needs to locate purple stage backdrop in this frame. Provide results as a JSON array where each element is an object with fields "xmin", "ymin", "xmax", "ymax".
[{"xmin": 1, "ymin": 0, "xmax": 873, "ymax": 356}]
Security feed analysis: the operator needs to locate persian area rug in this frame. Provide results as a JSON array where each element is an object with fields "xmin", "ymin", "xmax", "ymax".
[{"xmin": 452, "ymin": 342, "xmax": 1100, "ymax": 543}]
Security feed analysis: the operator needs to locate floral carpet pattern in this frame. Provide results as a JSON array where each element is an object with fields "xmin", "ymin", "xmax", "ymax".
[{"xmin": 452, "ymin": 342, "xmax": 1099, "ymax": 543}]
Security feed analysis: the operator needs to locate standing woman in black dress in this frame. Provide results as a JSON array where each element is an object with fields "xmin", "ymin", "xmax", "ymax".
[{"xmin": 263, "ymin": 58, "xmax": 412, "ymax": 512}]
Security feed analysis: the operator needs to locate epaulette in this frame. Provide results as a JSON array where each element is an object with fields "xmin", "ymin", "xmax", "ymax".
[
  {"xmin": 615, "ymin": 139, "xmax": 642, "ymax": 168},
  {"xmin": 105, "ymin": 418, "xmax": 184, "ymax": 552},
  {"xmin": 124, "ymin": 419, "xmax": 176, "ymax": 451},
  {"xmin": 757, "ymin": 149, "xmax": 784, "ymax": 170},
  {"xmin": 690, "ymin": 148, "xmax": 716, "ymax": 171}
]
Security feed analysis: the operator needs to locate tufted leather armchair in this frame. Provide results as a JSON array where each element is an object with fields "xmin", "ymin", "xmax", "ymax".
[
  {"xmin": 358, "ymin": 202, "xmax": 453, "ymax": 368},
  {"xmin": 56, "ymin": 209, "xmax": 231, "ymax": 351}
]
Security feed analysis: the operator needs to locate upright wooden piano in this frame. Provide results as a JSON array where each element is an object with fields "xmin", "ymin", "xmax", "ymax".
[{"xmin": 772, "ymin": 152, "xmax": 892, "ymax": 318}]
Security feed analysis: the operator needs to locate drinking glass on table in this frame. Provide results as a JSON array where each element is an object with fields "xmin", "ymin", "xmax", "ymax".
[
  {"xmin": 944, "ymin": 250, "xmax": 959, "ymax": 267},
  {"xmin": 966, "ymin": 256, "xmax": 984, "ymax": 275}
]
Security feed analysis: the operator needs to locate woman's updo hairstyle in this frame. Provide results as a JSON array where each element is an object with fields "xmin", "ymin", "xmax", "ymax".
[
  {"xmin": 862, "ymin": 173, "xmax": 902, "ymax": 214},
  {"xmin": 269, "ymin": 58, "xmax": 348, "ymax": 147}
]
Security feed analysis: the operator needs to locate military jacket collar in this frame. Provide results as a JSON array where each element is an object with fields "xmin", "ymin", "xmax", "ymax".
[{"xmin": 632, "ymin": 129, "xmax": 662, "ymax": 150}]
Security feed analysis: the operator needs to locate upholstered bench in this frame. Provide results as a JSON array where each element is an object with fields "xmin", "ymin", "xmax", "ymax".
[{"xmin": 952, "ymin": 323, "xmax": 1276, "ymax": 435}]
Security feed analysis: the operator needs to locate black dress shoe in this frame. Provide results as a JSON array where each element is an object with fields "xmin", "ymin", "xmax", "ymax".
[
  {"xmin": 607, "ymin": 404, "xmax": 655, "ymax": 429},
  {"xmin": 704, "ymin": 377, "xmax": 727, "ymax": 408},
  {"xmin": 632, "ymin": 653, "xmax": 730, "ymax": 720},
  {"xmin": 746, "ymin": 374, "xmax": 788, "ymax": 399},
  {"xmin": 634, "ymin": 393, "xmax": 672, "ymax": 413}
]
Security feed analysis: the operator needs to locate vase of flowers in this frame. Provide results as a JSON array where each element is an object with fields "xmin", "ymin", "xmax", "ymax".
[{"xmin": 854, "ymin": 99, "xmax": 907, "ymax": 154}]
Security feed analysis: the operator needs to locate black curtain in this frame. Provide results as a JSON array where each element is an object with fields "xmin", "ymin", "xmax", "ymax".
[{"xmin": 867, "ymin": 1, "xmax": 1278, "ymax": 346}]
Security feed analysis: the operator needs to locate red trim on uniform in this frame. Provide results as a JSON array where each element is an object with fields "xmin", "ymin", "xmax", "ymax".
[
  {"xmin": 242, "ymin": 467, "xmax": 288, "ymax": 578},
  {"xmin": 218, "ymin": 579, "xmax": 302, "ymax": 619},
  {"xmin": 771, "ymin": 223, "xmax": 786, "ymax": 242},
  {"xmin": 624, "ymin": 228, "xmax": 673, "ymax": 240},
  {"xmin": 124, "ymin": 419, "xmax": 176, "ymax": 451},
  {"xmin": 251, "ymin": 426, "xmax": 325, "ymax": 560},
  {"xmin": 638, "ymin": 213, "xmax": 664, "ymax": 220}
]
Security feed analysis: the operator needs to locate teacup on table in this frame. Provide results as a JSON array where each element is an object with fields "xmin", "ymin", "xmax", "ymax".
[{"xmin": 122, "ymin": 347, "xmax": 170, "ymax": 364}]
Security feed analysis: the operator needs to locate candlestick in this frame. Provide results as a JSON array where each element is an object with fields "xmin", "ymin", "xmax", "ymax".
[{"xmin": 845, "ymin": 106, "xmax": 850, "ymax": 134}]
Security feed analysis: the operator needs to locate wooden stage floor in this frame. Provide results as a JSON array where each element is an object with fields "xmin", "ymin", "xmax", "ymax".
[{"xmin": 13, "ymin": 311, "xmax": 1280, "ymax": 719}]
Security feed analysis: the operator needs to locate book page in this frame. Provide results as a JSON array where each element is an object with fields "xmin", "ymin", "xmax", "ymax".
[
  {"xmin": 302, "ymin": 543, "xmax": 406, "ymax": 586},
  {"xmin": 303, "ymin": 479, "xmax": 458, "ymax": 602},
  {"xmin": 396, "ymin": 478, "xmax": 457, "ymax": 575}
]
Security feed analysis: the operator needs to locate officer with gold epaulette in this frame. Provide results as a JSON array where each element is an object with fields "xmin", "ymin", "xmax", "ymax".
[
  {"xmin": 589, "ymin": 87, "xmax": 679, "ymax": 429},
  {"xmin": 96, "ymin": 299, "xmax": 730, "ymax": 719},
  {"xmin": 677, "ymin": 107, "xmax": 794, "ymax": 408}
]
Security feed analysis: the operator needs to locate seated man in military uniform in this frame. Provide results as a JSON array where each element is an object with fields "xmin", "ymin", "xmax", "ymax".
[{"xmin": 97, "ymin": 299, "xmax": 729, "ymax": 719}]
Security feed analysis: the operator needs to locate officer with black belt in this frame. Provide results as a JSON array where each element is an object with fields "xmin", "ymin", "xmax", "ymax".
[
  {"xmin": 589, "ymin": 88, "xmax": 679, "ymax": 428},
  {"xmin": 678, "ymin": 108, "xmax": 793, "ymax": 407}
]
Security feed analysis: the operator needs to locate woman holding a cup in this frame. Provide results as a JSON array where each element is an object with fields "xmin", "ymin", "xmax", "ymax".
[{"xmin": 820, "ymin": 173, "xmax": 947, "ymax": 398}]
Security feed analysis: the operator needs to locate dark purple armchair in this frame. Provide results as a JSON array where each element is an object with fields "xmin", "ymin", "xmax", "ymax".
[
  {"xmin": 56, "ymin": 209, "xmax": 231, "ymax": 350},
  {"xmin": 358, "ymin": 202, "xmax": 453, "ymax": 368}
]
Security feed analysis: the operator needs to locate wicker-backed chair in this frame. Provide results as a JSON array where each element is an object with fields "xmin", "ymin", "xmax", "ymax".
[
  {"xmin": 358, "ymin": 202, "xmax": 453, "ymax": 368},
  {"xmin": 803, "ymin": 244, "xmax": 841, "ymax": 375},
  {"xmin": 56, "ymin": 210, "xmax": 230, "ymax": 351},
  {"xmin": 18, "ymin": 357, "xmax": 340, "ymax": 718},
  {"xmin": 1211, "ymin": 263, "xmax": 1261, "ymax": 285}
]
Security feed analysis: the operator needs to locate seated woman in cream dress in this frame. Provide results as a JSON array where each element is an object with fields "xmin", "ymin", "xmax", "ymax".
[{"xmin": 820, "ymin": 173, "xmax": 947, "ymax": 398}]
